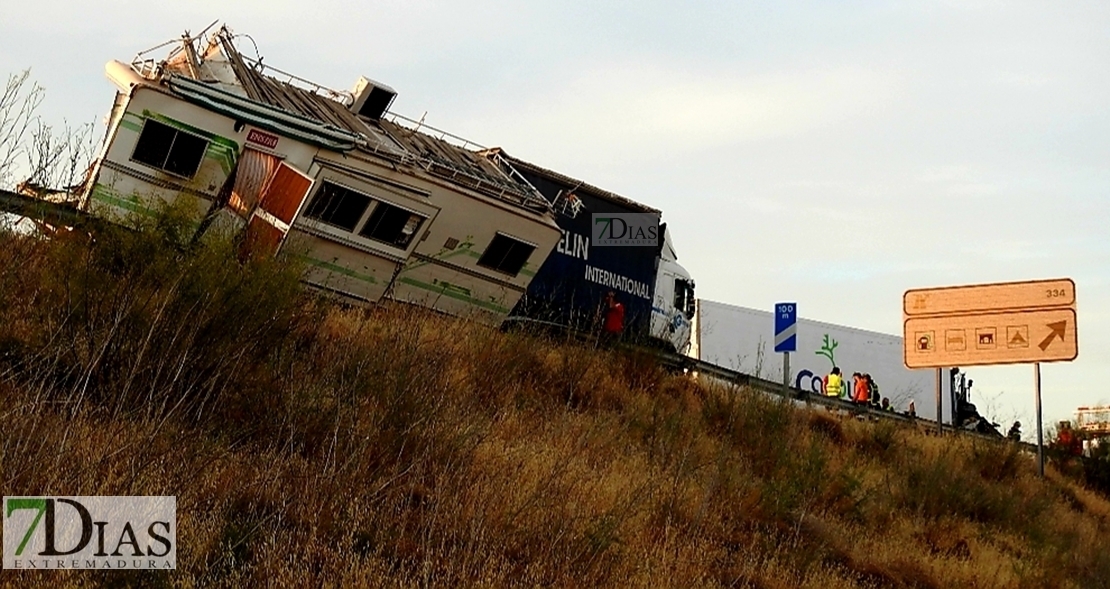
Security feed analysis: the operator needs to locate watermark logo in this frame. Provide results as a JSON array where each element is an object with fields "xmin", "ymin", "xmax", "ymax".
[
  {"xmin": 592, "ymin": 213, "xmax": 659, "ymax": 247},
  {"xmin": 4, "ymin": 496, "xmax": 176, "ymax": 570}
]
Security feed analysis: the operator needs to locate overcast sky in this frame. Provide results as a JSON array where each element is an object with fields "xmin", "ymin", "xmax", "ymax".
[{"xmin": 3, "ymin": 1, "xmax": 1107, "ymax": 428}]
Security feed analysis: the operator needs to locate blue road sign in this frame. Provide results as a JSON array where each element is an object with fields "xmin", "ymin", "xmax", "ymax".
[{"xmin": 774, "ymin": 302, "xmax": 797, "ymax": 353}]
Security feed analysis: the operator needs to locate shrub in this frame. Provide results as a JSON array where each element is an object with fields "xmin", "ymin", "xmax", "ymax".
[
  {"xmin": 0, "ymin": 205, "xmax": 310, "ymax": 428},
  {"xmin": 807, "ymin": 411, "xmax": 846, "ymax": 446},
  {"xmin": 853, "ymin": 420, "xmax": 900, "ymax": 462},
  {"xmin": 968, "ymin": 439, "xmax": 1025, "ymax": 482},
  {"xmin": 702, "ymin": 386, "xmax": 797, "ymax": 479}
]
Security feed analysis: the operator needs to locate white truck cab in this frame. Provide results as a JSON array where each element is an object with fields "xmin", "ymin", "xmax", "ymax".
[{"xmin": 651, "ymin": 229, "xmax": 695, "ymax": 352}]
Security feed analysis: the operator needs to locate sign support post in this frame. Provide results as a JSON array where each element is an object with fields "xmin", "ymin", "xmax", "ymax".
[
  {"xmin": 936, "ymin": 368, "xmax": 943, "ymax": 435},
  {"xmin": 783, "ymin": 352, "xmax": 790, "ymax": 387},
  {"xmin": 774, "ymin": 302, "xmax": 797, "ymax": 388},
  {"xmin": 1035, "ymin": 362, "xmax": 1044, "ymax": 477}
]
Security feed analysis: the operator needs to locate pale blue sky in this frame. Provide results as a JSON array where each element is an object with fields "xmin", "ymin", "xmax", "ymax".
[{"xmin": 3, "ymin": 1, "xmax": 1107, "ymax": 427}]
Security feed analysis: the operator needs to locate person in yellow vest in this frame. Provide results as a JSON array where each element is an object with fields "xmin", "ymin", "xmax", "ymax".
[{"xmin": 823, "ymin": 367, "xmax": 843, "ymax": 398}]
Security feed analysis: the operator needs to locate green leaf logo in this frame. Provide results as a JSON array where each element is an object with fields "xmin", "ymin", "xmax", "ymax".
[{"xmin": 815, "ymin": 334, "xmax": 838, "ymax": 368}]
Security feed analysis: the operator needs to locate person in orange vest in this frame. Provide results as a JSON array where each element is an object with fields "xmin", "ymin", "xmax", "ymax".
[
  {"xmin": 823, "ymin": 367, "xmax": 843, "ymax": 397},
  {"xmin": 853, "ymin": 373, "xmax": 870, "ymax": 404},
  {"xmin": 866, "ymin": 374, "xmax": 880, "ymax": 407}
]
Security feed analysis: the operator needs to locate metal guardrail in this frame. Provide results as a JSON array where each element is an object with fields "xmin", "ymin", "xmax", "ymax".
[
  {"xmin": 651, "ymin": 348, "xmax": 1040, "ymax": 452},
  {"xmin": 654, "ymin": 350, "xmax": 908, "ymax": 418}
]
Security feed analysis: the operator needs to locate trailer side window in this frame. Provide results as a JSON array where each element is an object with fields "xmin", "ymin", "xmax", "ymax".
[
  {"xmin": 304, "ymin": 182, "xmax": 371, "ymax": 232},
  {"xmin": 478, "ymin": 234, "xmax": 535, "ymax": 276},
  {"xmin": 360, "ymin": 201, "xmax": 425, "ymax": 248},
  {"xmin": 131, "ymin": 119, "xmax": 208, "ymax": 178}
]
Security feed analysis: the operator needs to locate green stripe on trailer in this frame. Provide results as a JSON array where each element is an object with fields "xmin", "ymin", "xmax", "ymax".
[
  {"xmin": 118, "ymin": 115, "xmax": 143, "ymax": 133},
  {"xmin": 297, "ymin": 255, "xmax": 380, "ymax": 284},
  {"xmin": 297, "ymin": 256, "xmax": 506, "ymax": 312},
  {"xmin": 90, "ymin": 184, "xmax": 158, "ymax": 218},
  {"xmin": 397, "ymin": 277, "xmax": 510, "ymax": 314},
  {"xmin": 88, "ymin": 185, "xmax": 204, "ymax": 235}
]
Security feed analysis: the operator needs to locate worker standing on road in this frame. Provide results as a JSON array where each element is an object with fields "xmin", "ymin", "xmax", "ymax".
[
  {"xmin": 867, "ymin": 374, "xmax": 880, "ymax": 407},
  {"xmin": 853, "ymin": 373, "xmax": 869, "ymax": 404},
  {"xmin": 1007, "ymin": 421, "xmax": 1022, "ymax": 442},
  {"xmin": 823, "ymin": 367, "xmax": 843, "ymax": 397}
]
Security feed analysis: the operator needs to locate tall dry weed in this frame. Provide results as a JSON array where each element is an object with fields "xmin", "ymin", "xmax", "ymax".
[{"xmin": 1, "ymin": 215, "xmax": 1109, "ymax": 587}]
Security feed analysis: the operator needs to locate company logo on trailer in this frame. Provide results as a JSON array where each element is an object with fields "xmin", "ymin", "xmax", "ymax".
[
  {"xmin": 592, "ymin": 213, "xmax": 658, "ymax": 247},
  {"xmin": 246, "ymin": 128, "xmax": 279, "ymax": 150},
  {"xmin": 3, "ymin": 496, "xmax": 176, "ymax": 570}
]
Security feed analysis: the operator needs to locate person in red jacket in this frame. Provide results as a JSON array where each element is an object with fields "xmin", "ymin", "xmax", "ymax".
[
  {"xmin": 598, "ymin": 291, "xmax": 625, "ymax": 348},
  {"xmin": 1056, "ymin": 421, "xmax": 1083, "ymax": 457}
]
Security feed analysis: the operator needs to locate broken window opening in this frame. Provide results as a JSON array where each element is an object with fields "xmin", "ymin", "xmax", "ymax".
[
  {"xmin": 478, "ymin": 234, "xmax": 535, "ymax": 276},
  {"xmin": 359, "ymin": 201, "xmax": 425, "ymax": 248},
  {"xmin": 131, "ymin": 119, "xmax": 208, "ymax": 178},
  {"xmin": 674, "ymin": 279, "xmax": 696, "ymax": 319},
  {"xmin": 303, "ymin": 181, "xmax": 371, "ymax": 232}
]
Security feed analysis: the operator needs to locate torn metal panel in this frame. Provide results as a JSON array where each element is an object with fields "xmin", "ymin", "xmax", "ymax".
[
  {"xmin": 218, "ymin": 38, "xmax": 406, "ymax": 158},
  {"xmin": 486, "ymin": 149, "xmax": 661, "ymax": 215},
  {"xmin": 229, "ymin": 148, "xmax": 281, "ymax": 215},
  {"xmin": 377, "ymin": 119, "xmax": 549, "ymax": 213},
  {"xmin": 166, "ymin": 75, "xmax": 361, "ymax": 151}
]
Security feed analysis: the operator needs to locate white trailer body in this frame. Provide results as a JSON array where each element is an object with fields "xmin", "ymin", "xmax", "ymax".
[
  {"xmin": 80, "ymin": 31, "xmax": 562, "ymax": 326},
  {"xmin": 694, "ymin": 299, "xmax": 954, "ymax": 424}
]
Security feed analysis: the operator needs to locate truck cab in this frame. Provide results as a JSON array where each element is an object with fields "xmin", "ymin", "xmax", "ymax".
[{"xmin": 651, "ymin": 229, "xmax": 695, "ymax": 353}]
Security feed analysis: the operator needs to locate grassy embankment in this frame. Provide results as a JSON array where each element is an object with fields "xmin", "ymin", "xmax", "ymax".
[{"xmin": 1, "ymin": 215, "xmax": 1109, "ymax": 588}]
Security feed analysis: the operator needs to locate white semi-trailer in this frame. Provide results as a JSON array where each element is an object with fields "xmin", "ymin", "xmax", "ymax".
[{"xmin": 693, "ymin": 299, "xmax": 955, "ymax": 424}]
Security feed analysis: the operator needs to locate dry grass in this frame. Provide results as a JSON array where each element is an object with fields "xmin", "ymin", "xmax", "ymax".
[{"xmin": 1, "ymin": 218, "xmax": 1110, "ymax": 588}]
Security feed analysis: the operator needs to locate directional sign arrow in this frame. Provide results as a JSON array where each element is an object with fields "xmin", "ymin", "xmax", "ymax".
[{"xmin": 1039, "ymin": 320, "xmax": 1067, "ymax": 351}]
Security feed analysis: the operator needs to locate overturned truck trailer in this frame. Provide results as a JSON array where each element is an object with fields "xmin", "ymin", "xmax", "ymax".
[
  {"xmin": 487, "ymin": 152, "xmax": 697, "ymax": 352},
  {"xmin": 81, "ymin": 26, "xmax": 561, "ymax": 324}
]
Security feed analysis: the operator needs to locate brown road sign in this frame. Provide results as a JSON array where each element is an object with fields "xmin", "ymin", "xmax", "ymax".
[
  {"xmin": 905, "ymin": 278, "xmax": 1078, "ymax": 478},
  {"xmin": 904, "ymin": 278, "xmax": 1075, "ymax": 317},
  {"xmin": 903, "ymin": 278, "xmax": 1078, "ymax": 368},
  {"xmin": 904, "ymin": 306, "xmax": 1077, "ymax": 368}
]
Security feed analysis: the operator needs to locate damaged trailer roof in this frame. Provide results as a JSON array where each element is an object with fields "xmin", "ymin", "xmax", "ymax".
[
  {"xmin": 210, "ymin": 37, "xmax": 550, "ymax": 213},
  {"xmin": 487, "ymin": 149, "xmax": 661, "ymax": 215}
]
